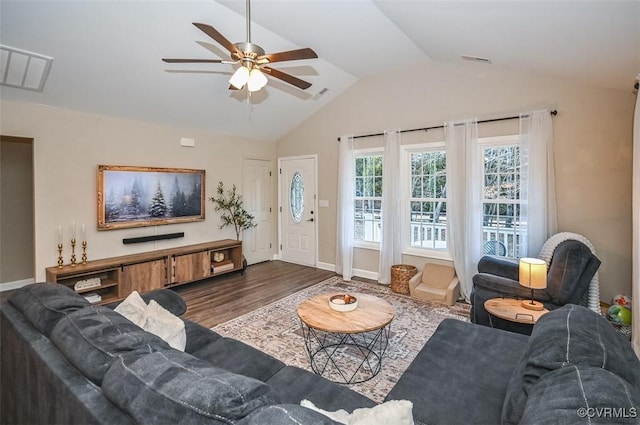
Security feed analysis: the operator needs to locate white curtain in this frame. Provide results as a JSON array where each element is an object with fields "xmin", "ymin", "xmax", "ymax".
[
  {"xmin": 378, "ymin": 130, "xmax": 403, "ymax": 284},
  {"xmin": 445, "ymin": 119, "xmax": 482, "ymax": 301},
  {"xmin": 519, "ymin": 110, "xmax": 558, "ymax": 256},
  {"xmin": 632, "ymin": 76, "xmax": 640, "ymax": 359},
  {"xmin": 336, "ymin": 135, "xmax": 355, "ymax": 281}
]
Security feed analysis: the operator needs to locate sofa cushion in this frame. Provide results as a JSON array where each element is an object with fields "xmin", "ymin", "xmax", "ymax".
[
  {"xmin": 102, "ymin": 349, "xmax": 280, "ymax": 425},
  {"xmin": 266, "ymin": 366, "xmax": 376, "ymax": 413},
  {"xmin": 184, "ymin": 319, "xmax": 223, "ymax": 353},
  {"xmin": 8, "ymin": 283, "xmax": 90, "ymax": 337},
  {"xmin": 191, "ymin": 337, "xmax": 285, "ymax": 382},
  {"xmin": 520, "ymin": 365, "xmax": 640, "ymax": 425},
  {"xmin": 502, "ymin": 304, "xmax": 640, "ymax": 425},
  {"xmin": 385, "ymin": 318, "xmax": 528, "ymax": 425},
  {"xmin": 50, "ymin": 305, "xmax": 171, "ymax": 385}
]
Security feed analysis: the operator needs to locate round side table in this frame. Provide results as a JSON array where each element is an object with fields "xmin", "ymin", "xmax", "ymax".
[{"xmin": 484, "ymin": 298, "xmax": 549, "ymax": 335}]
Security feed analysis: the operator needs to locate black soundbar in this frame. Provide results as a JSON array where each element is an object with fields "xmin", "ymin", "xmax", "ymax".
[{"xmin": 123, "ymin": 232, "xmax": 184, "ymax": 244}]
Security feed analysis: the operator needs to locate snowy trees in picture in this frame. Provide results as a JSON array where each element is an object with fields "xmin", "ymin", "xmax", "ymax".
[{"xmin": 97, "ymin": 165, "xmax": 205, "ymax": 230}]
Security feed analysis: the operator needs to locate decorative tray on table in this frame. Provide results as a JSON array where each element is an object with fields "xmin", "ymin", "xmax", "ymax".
[{"xmin": 329, "ymin": 294, "xmax": 358, "ymax": 312}]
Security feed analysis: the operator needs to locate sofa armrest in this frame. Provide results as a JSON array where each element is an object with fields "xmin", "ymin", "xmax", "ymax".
[
  {"xmin": 105, "ymin": 289, "xmax": 187, "ymax": 317},
  {"xmin": 447, "ymin": 276, "xmax": 460, "ymax": 291},
  {"xmin": 141, "ymin": 290, "xmax": 187, "ymax": 316},
  {"xmin": 409, "ymin": 272, "xmax": 422, "ymax": 294},
  {"xmin": 473, "ymin": 273, "xmax": 551, "ymax": 303},
  {"xmin": 477, "ymin": 256, "xmax": 520, "ymax": 281},
  {"xmin": 446, "ymin": 277, "xmax": 460, "ymax": 305}
]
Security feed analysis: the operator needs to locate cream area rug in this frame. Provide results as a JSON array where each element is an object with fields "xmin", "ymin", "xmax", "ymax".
[{"xmin": 213, "ymin": 276, "xmax": 471, "ymax": 403}]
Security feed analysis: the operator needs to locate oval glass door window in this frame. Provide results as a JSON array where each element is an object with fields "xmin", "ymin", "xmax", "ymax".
[{"xmin": 290, "ymin": 172, "xmax": 304, "ymax": 223}]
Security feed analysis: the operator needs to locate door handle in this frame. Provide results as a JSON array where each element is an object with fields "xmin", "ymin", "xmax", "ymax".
[{"xmin": 306, "ymin": 218, "xmax": 314, "ymax": 222}]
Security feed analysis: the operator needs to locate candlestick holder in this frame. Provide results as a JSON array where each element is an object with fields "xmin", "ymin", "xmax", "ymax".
[
  {"xmin": 57, "ymin": 243, "xmax": 64, "ymax": 268},
  {"xmin": 70, "ymin": 238, "xmax": 77, "ymax": 266},
  {"xmin": 82, "ymin": 240, "xmax": 88, "ymax": 264}
]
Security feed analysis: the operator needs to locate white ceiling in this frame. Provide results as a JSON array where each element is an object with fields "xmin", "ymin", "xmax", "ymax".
[{"xmin": 1, "ymin": 1, "xmax": 638, "ymax": 142}]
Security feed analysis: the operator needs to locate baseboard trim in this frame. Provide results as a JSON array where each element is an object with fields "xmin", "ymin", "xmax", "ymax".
[
  {"xmin": 315, "ymin": 261, "xmax": 379, "ymax": 281},
  {"xmin": 316, "ymin": 261, "xmax": 335, "ymax": 272},
  {"xmin": 0, "ymin": 278, "xmax": 35, "ymax": 292},
  {"xmin": 353, "ymin": 268, "xmax": 379, "ymax": 281}
]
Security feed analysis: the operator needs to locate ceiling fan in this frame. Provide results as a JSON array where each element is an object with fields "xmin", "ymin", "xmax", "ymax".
[{"xmin": 162, "ymin": 0, "xmax": 318, "ymax": 92}]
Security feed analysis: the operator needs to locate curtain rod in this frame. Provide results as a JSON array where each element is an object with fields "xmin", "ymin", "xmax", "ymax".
[{"xmin": 338, "ymin": 110, "xmax": 558, "ymax": 141}]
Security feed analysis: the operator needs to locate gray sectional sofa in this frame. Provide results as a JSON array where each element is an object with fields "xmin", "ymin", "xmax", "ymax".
[{"xmin": 2, "ymin": 283, "xmax": 639, "ymax": 425}]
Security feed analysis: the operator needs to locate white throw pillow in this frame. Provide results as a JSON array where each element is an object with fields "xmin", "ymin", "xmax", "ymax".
[
  {"xmin": 142, "ymin": 300, "xmax": 186, "ymax": 351},
  {"xmin": 300, "ymin": 399, "xmax": 414, "ymax": 425},
  {"xmin": 115, "ymin": 291, "xmax": 187, "ymax": 351},
  {"xmin": 114, "ymin": 291, "xmax": 147, "ymax": 327}
]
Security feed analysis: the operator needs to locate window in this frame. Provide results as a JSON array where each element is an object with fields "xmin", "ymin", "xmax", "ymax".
[
  {"xmin": 290, "ymin": 172, "xmax": 304, "ymax": 223},
  {"xmin": 409, "ymin": 149, "xmax": 447, "ymax": 250},
  {"xmin": 481, "ymin": 136, "xmax": 522, "ymax": 258},
  {"xmin": 347, "ymin": 135, "xmax": 525, "ymax": 260},
  {"xmin": 354, "ymin": 152, "xmax": 383, "ymax": 243}
]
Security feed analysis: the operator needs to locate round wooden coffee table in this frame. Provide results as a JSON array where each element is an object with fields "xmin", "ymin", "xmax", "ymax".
[{"xmin": 297, "ymin": 293, "xmax": 394, "ymax": 384}]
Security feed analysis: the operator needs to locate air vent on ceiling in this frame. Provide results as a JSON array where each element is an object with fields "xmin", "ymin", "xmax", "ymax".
[
  {"xmin": 1, "ymin": 45, "xmax": 53, "ymax": 92},
  {"xmin": 461, "ymin": 55, "xmax": 491, "ymax": 64},
  {"xmin": 311, "ymin": 88, "xmax": 329, "ymax": 101}
]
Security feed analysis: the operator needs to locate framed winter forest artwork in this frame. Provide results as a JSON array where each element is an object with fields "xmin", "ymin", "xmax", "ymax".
[{"xmin": 97, "ymin": 165, "xmax": 205, "ymax": 230}]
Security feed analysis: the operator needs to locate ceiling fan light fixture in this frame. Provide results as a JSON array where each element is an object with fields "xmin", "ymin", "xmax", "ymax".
[
  {"xmin": 229, "ymin": 66, "xmax": 250, "ymax": 89},
  {"xmin": 164, "ymin": 1, "xmax": 318, "ymax": 92},
  {"xmin": 247, "ymin": 68, "xmax": 268, "ymax": 92}
]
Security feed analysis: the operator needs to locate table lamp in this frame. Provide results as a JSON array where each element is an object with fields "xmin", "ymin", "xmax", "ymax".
[{"xmin": 519, "ymin": 258, "xmax": 547, "ymax": 311}]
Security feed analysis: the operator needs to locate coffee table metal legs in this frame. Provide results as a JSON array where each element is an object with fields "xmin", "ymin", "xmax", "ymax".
[{"xmin": 300, "ymin": 321, "xmax": 391, "ymax": 384}]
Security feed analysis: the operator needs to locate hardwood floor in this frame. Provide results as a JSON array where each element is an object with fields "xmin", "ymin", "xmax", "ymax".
[{"xmin": 174, "ymin": 260, "xmax": 336, "ymax": 329}]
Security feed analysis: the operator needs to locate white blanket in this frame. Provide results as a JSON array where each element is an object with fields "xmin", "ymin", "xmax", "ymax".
[{"xmin": 300, "ymin": 399, "xmax": 414, "ymax": 425}]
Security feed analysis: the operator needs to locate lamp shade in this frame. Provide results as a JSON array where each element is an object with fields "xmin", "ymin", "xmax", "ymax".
[
  {"xmin": 229, "ymin": 66, "xmax": 250, "ymax": 89},
  {"xmin": 247, "ymin": 68, "xmax": 268, "ymax": 92},
  {"xmin": 519, "ymin": 258, "xmax": 547, "ymax": 289}
]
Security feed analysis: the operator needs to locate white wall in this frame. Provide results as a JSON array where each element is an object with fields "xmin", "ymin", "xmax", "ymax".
[
  {"xmin": 0, "ymin": 101, "xmax": 277, "ymax": 284},
  {"xmin": 277, "ymin": 61, "xmax": 635, "ymax": 303}
]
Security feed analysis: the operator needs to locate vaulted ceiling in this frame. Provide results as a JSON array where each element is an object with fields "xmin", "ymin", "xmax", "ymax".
[{"xmin": 1, "ymin": 1, "xmax": 638, "ymax": 142}]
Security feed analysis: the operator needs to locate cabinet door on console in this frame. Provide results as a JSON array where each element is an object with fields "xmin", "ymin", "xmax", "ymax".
[
  {"xmin": 120, "ymin": 258, "xmax": 167, "ymax": 296},
  {"xmin": 172, "ymin": 251, "xmax": 210, "ymax": 284}
]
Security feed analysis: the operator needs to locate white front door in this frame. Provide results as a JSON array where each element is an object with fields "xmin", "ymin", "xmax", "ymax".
[
  {"xmin": 279, "ymin": 156, "xmax": 316, "ymax": 267},
  {"xmin": 243, "ymin": 158, "xmax": 272, "ymax": 264}
]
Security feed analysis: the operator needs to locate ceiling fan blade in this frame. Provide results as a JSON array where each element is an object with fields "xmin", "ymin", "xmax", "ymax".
[
  {"xmin": 193, "ymin": 22, "xmax": 240, "ymax": 56},
  {"xmin": 162, "ymin": 58, "xmax": 225, "ymax": 63},
  {"xmin": 258, "ymin": 48, "xmax": 318, "ymax": 64},
  {"xmin": 262, "ymin": 66, "xmax": 312, "ymax": 90}
]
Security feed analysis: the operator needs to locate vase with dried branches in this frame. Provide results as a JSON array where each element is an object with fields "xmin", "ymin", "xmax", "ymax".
[{"xmin": 209, "ymin": 181, "xmax": 257, "ymax": 240}]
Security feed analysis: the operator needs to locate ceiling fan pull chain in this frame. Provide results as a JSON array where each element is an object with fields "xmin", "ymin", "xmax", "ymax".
[{"xmin": 246, "ymin": 91, "xmax": 254, "ymax": 120}]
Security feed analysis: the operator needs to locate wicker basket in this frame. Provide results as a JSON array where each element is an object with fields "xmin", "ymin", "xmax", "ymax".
[{"xmin": 390, "ymin": 264, "xmax": 417, "ymax": 295}]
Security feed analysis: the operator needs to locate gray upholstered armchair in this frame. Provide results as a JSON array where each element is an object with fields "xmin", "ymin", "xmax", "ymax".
[{"xmin": 470, "ymin": 239, "xmax": 601, "ymax": 334}]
